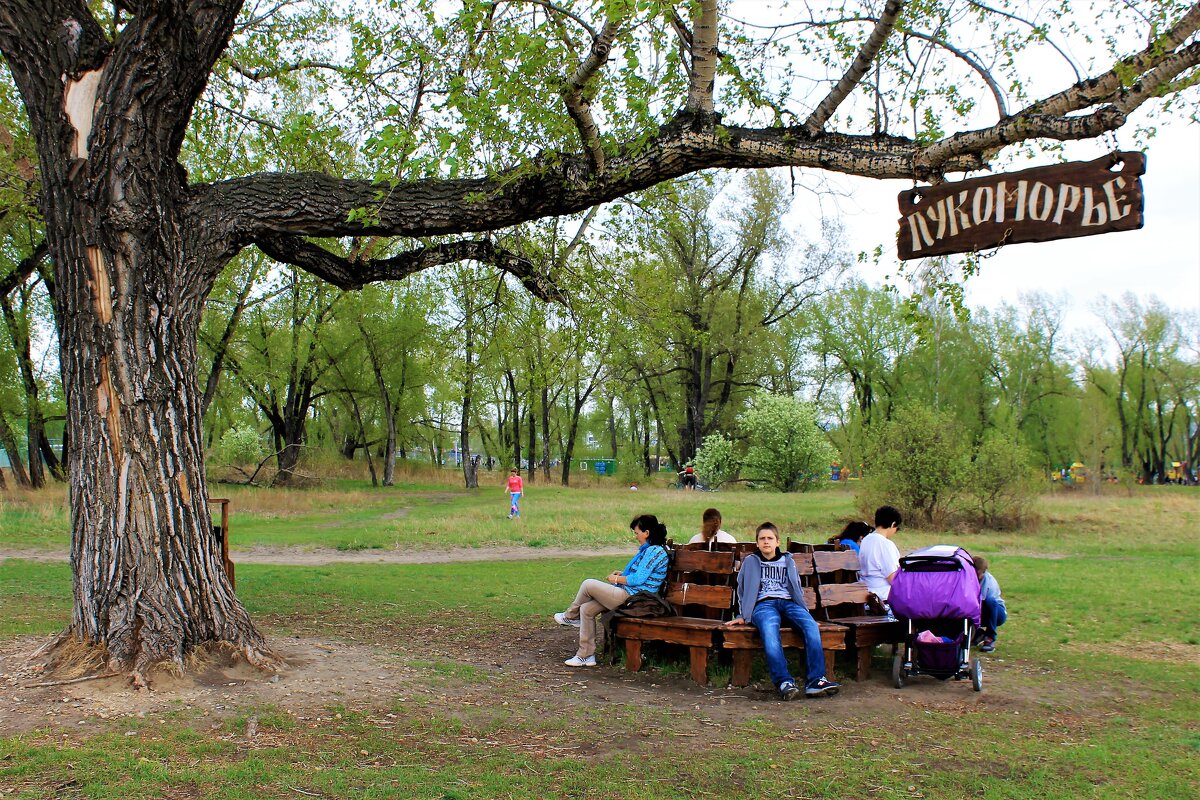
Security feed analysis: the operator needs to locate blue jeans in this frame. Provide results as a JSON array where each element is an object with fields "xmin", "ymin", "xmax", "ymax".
[
  {"xmin": 750, "ymin": 598, "xmax": 827, "ymax": 688},
  {"xmin": 980, "ymin": 598, "xmax": 1007, "ymax": 638}
]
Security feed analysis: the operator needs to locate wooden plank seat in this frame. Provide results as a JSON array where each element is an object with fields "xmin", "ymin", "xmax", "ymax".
[
  {"xmin": 721, "ymin": 557, "xmax": 848, "ymax": 686},
  {"xmin": 613, "ymin": 550, "xmax": 737, "ymax": 684},
  {"xmin": 812, "ymin": 550, "xmax": 903, "ymax": 681}
]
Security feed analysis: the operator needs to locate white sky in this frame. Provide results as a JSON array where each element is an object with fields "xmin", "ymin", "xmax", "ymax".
[{"xmin": 791, "ymin": 118, "xmax": 1200, "ymax": 335}]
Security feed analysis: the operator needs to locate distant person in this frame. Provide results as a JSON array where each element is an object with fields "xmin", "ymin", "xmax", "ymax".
[
  {"xmin": 973, "ymin": 555, "xmax": 1007, "ymax": 652},
  {"xmin": 828, "ymin": 520, "xmax": 872, "ymax": 554},
  {"xmin": 629, "ymin": 481, "xmax": 639, "ymax": 491},
  {"xmin": 688, "ymin": 507, "xmax": 737, "ymax": 548},
  {"xmin": 679, "ymin": 465, "xmax": 697, "ymax": 490},
  {"xmin": 723, "ymin": 522, "xmax": 840, "ymax": 699},
  {"xmin": 553, "ymin": 515, "xmax": 671, "ymax": 667},
  {"xmin": 505, "ymin": 468, "xmax": 524, "ymax": 519},
  {"xmin": 859, "ymin": 505, "xmax": 902, "ymax": 602}
]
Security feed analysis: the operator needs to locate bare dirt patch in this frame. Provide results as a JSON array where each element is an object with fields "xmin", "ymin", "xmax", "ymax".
[{"xmin": 2, "ymin": 619, "xmax": 1028, "ymax": 742}]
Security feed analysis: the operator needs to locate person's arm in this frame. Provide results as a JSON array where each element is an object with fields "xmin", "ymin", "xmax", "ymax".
[{"xmin": 622, "ymin": 547, "xmax": 669, "ymax": 590}]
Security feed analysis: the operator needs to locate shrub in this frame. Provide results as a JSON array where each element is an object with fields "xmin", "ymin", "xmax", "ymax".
[
  {"xmin": 860, "ymin": 405, "xmax": 968, "ymax": 525},
  {"xmin": 693, "ymin": 433, "xmax": 740, "ymax": 488},
  {"xmin": 217, "ymin": 425, "xmax": 266, "ymax": 466},
  {"xmin": 967, "ymin": 429, "xmax": 1039, "ymax": 528},
  {"xmin": 739, "ymin": 394, "xmax": 836, "ymax": 492}
]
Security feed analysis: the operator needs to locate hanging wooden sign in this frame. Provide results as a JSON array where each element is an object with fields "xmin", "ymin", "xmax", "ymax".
[{"xmin": 896, "ymin": 152, "xmax": 1146, "ymax": 260}]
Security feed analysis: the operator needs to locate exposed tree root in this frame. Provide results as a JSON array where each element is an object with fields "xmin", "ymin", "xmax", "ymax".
[{"xmin": 28, "ymin": 631, "xmax": 286, "ymax": 690}]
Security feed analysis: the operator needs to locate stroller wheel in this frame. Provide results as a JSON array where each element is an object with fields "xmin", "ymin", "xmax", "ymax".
[
  {"xmin": 892, "ymin": 651, "xmax": 906, "ymax": 689},
  {"xmin": 970, "ymin": 657, "xmax": 982, "ymax": 692}
]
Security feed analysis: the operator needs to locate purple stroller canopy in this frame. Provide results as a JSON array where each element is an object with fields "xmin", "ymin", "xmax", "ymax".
[{"xmin": 889, "ymin": 545, "xmax": 981, "ymax": 624}]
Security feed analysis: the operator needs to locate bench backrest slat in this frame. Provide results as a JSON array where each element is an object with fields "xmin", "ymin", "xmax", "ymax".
[
  {"xmin": 818, "ymin": 583, "xmax": 870, "ymax": 607},
  {"xmin": 813, "ymin": 550, "xmax": 860, "ymax": 573},
  {"xmin": 664, "ymin": 582, "xmax": 733, "ymax": 609},
  {"xmin": 672, "ymin": 549, "xmax": 736, "ymax": 574}
]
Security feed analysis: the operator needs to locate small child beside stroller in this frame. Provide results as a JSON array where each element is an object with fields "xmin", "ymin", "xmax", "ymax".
[{"xmin": 973, "ymin": 555, "xmax": 1006, "ymax": 652}]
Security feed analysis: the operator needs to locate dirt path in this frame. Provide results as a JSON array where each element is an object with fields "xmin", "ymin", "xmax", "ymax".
[{"xmin": 0, "ymin": 545, "xmax": 633, "ymax": 566}]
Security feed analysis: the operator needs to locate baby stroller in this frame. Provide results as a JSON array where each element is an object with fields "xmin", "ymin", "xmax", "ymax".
[{"xmin": 888, "ymin": 545, "xmax": 983, "ymax": 692}]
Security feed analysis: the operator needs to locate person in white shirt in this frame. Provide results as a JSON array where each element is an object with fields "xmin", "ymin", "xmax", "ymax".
[
  {"xmin": 687, "ymin": 507, "xmax": 737, "ymax": 548},
  {"xmin": 859, "ymin": 505, "xmax": 902, "ymax": 602}
]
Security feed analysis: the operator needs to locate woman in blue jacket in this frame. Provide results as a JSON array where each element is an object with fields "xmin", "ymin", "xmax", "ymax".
[
  {"xmin": 725, "ymin": 522, "xmax": 840, "ymax": 699},
  {"xmin": 554, "ymin": 514, "xmax": 670, "ymax": 667}
]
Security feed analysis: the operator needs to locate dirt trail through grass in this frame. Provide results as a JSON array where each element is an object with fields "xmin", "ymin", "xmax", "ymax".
[{"xmin": 0, "ymin": 545, "xmax": 634, "ymax": 566}]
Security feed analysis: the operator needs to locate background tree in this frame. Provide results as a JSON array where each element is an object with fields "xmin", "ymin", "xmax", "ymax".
[
  {"xmin": 692, "ymin": 432, "xmax": 740, "ymax": 489},
  {"xmin": 861, "ymin": 404, "xmax": 969, "ymax": 525},
  {"xmin": 739, "ymin": 393, "xmax": 836, "ymax": 492}
]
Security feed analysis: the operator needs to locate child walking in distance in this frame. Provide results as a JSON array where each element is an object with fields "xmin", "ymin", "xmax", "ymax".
[
  {"xmin": 723, "ymin": 523, "xmax": 840, "ymax": 699},
  {"xmin": 506, "ymin": 468, "xmax": 523, "ymax": 519}
]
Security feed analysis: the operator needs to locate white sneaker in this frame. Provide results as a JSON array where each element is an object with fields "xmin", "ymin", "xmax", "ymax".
[
  {"xmin": 553, "ymin": 612, "xmax": 581, "ymax": 628},
  {"xmin": 564, "ymin": 655, "xmax": 596, "ymax": 667}
]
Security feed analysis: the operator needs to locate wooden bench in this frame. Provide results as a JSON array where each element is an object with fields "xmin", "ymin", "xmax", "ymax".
[
  {"xmin": 209, "ymin": 497, "xmax": 235, "ymax": 588},
  {"xmin": 612, "ymin": 549, "xmax": 737, "ymax": 684},
  {"xmin": 721, "ymin": 556, "xmax": 848, "ymax": 686},
  {"xmin": 811, "ymin": 550, "xmax": 903, "ymax": 681}
]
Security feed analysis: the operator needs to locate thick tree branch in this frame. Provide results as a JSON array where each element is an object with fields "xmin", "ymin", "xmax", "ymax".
[
  {"xmin": 0, "ymin": 240, "xmax": 48, "ymax": 297},
  {"xmin": 805, "ymin": 0, "xmax": 905, "ymax": 134},
  {"xmin": 561, "ymin": 17, "xmax": 622, "ymax": 172},
  {"xmin": 919, "ymin": 33, "xmax": 1200, "ymax": 172},
  {"xmin": 255, "ymin": 235, "xmax": 566, "ymax": 303},
  {"xmin": 1032, "ymin": 3, "xmax": 1200, "ymax": 117},
  {"xmin": 685, "ymin": 0, "xmax": 719, "ymax": 113}
]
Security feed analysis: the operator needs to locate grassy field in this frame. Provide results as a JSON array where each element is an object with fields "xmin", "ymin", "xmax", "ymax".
[{"xmin": 1, "ymin": 482, "xmax": 1198, "ymax": 798}]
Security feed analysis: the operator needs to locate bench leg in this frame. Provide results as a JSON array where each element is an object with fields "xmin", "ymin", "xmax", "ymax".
[
  {"xmin": 855, "ymin": 645, "xmax": 872, "ymax": 682},
  {"xmin": 824, "ymin": 649, "xmax": 836, "ymax": 679},
  {"xmin": 730, "ymin": 651, "xmax": 752, "ymax": 687},
  {"xmin": 688, "ymin": 646, "xmax": 709, "ymax": 685},
  {"xmin": 625, "ymin": 639, "xmax": 643, "ymax": 672}
]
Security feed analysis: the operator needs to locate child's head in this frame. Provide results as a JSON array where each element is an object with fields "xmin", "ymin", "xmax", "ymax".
[
  {"xmin": 874, "ymin": 505, "xmax": 902, "ymax": 532},
  {"xmin": 755, "ymin": 522, "xmax": 780, "ymax": 558},
  {"xmin": 834, "ymin": 520, "xmax": 872, "ymax": 544},
  {"xmin": 973, "ymin": 554, "xmax": 989, "ymax": 580},
  {"xmin": 509, "ymin": 468, "xmax": 517, "ymax": 475}
]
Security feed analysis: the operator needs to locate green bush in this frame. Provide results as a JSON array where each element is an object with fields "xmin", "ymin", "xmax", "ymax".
[
  {"xmin": 967, "ymin": 429, "xmax": 1039, "ymax": 528},
  {"xmin": 862, "ymin": 406, "xmax": 1041, "ymax": 529},
  {"xmin": 217, "ymin": 424, "xmax": 266, "ymax": 466},
  {"xmin": 860, "ymin": 405, "xmax": 968, "ymax": 525},
  {"xmin": 693, "ymin": 433, "xmax": 740, "ymax": 488},
  {"xmin": 739, "ymin": 394, "xmax": 835, "ymax": 492}
]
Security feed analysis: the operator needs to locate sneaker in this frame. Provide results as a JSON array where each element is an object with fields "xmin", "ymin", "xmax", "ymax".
[
  {"xmin": 777, "ymin": 681, "xmax": 802, "ymax": 701},
  {"xmin": 979, "ymin": 641, "xmax": 996, "ymax": 653},
  {"xmin": 564, "ymin": 655, "xmax": 596, "ymax": 667},
  {"xmin": 805, "ymin": 678, "xmax": 841, "ymax": 697},
  {"xmin": 553, "ymin": 612, "xmax": 581, "ymax": 628}
]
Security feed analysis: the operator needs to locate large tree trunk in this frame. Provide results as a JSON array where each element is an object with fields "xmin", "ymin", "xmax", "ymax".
[
  {"xmin": 56, "ymin": 237, "xmax": 273, "ymax": 681},
  {"xmin": 0, "ymin": 2, "xmax": 274, "ymax": 684}
]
